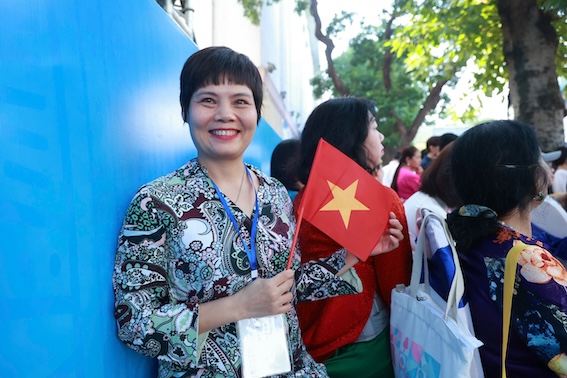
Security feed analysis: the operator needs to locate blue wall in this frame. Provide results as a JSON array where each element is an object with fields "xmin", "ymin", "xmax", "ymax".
[{"xmin": 0, "ymin": 1, "xmax": 281, "ymax": 376}]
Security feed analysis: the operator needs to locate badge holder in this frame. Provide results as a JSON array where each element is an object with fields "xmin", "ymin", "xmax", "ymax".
[
  {"xmin": 237, "ymin": 313, "xmax": 292, "ymax": 378},
  {"xmin": 213, "ymin": 172, "xmax": 291, "ymax": 376}
]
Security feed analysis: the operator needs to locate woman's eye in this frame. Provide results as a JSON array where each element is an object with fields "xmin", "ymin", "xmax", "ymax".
[{"xmin": 235, "ymin": 99, "xmax": 249, "ymax": 105}]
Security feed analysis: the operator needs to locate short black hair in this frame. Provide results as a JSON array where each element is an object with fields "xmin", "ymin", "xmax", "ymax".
[
  {"xmin": 298, "ymin": 97, "xmax": 377, "ymax": 184},
  {"xmin": 270, "ymin": 139, "xmax": 302, "ymax": 191},
  {"xmin": 439, "ymin": 133, "xmax": 458, "ymax": 150},
  {"xmin": 426, "ymin": 136, "xmax": 441, "ymax": 149},
  {"xmin": 179, "ymin": 46, "xmax": 263, "ymax": 123},
  {"xmin": 419, "ymin": 142, "xmax": 460, "ymax": 208}
]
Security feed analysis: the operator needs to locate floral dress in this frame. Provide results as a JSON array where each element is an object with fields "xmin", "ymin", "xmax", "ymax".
[
  {"xmin": 460, "ymin": 225, "xmax": 567, "ymax": 378},
  {"xmin": 112, "ymin": 159, "xmax": 358, "ymax": 378}
]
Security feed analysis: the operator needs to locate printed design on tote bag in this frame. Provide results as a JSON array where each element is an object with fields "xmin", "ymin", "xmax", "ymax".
[{"xmin": 390, "ymin": 325, "xmax": 441, "ymax": 378}]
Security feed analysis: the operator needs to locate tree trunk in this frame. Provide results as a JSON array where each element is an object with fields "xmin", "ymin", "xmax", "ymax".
[{"xmin": 497, "ymin": 0, "xmax": 565, "ymax": 151}]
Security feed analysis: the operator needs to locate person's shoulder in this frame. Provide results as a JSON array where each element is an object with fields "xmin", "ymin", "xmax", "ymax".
[
  {"xmin": 404, "ymin": 190, "xmax": 428, "ymax": 207},
  {"xmin": 382, "ymin": 184, "xmax": 398, "ymax": 198},
  {"xmin": 249, "ymin": 163, "xmax": 286, "ymax": 189},
  {"xmin": 399, "ymin": 165, "xmax": 413, "ymax": 175},
  {"xmin": 247, "ymin": 163, "xmax": 269, "ymax": 181},
  {"xmin": 384, "ymin": 159, "xmax": 399, "ymax": 169},
  {"xmin": 139, "ymin": 158, "xmax": 200, "ymax": 193},
  {"xmin": 382, "ymin": 185, "xmax": 405, "ymax": 209},
  {"xmin": 249, "ymin": 163, "xmax": 288, "ymax": 196},
  {"xmin": 404, "ymin": 191, "xmax": 436, "ymax": 216}
]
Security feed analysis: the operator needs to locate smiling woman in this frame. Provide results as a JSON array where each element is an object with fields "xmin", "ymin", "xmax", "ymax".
[
  {"xmin": 187, "ymin": 83, "xmax": 258, "ymax": 191},
  {"xmin": 112, "ymin": 46, "xmax": 380, "ymax": 377}
]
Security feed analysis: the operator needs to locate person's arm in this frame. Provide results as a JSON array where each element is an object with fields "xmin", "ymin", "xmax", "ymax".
[
  {"xmin": 289, "ymin": 182, "xmax": 404, "ymax": 301},
  {"xmin": 291, "ymin": 211, "xmax": 402, "ymax": 302},
  {"xmin": 113, "ymin": 189, "xmax": 203, "ymax": 365},
  {"xmin": 114, "ymin": 188, "xmax": 298, "ymax": 365},
  {"xmin": 198, "ymin": 270, "xmax": 294, "ymax": 332},
  {"xmin": 287, "ymin": 187, "xmax": 359, "ymax": 302},
  {"xmin": 409, "ymin": 170, "xmax": 422, "ymax": 192}
]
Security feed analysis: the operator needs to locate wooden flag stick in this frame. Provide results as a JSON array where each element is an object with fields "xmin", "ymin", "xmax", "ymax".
[{"xmin": 286, "ymin": 205, "xmax": 304, "ymax": 270}]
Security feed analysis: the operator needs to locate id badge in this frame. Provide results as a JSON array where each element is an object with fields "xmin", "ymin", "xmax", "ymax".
[{"xmin": 236, "ymin": 313, "xmax": 292, "ymax": 378}]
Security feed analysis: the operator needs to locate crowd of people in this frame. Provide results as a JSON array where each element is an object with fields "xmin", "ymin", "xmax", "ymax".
[{"xmin": 112, "ymin": 46, "xmax": 567, "ymax": 377}]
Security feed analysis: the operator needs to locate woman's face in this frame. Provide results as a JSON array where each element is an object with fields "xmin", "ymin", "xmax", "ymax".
[
  {"xmin": 188, "ymin": 81, "xmax": 257, "ymax": 166},
  {"xmin": 407, "ymin": 150, "xmax": 422, "ymax": 170},
  {"xmin": 363, "ymin": 113, "xmax": 385, "ymax": 169}
]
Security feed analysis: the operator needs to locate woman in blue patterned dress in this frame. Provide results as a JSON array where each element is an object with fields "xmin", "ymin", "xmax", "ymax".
[
  {"xmin": 112, "ymin": 46, "xmax": 404, "ymax": 377},
  {"xmin": 446, "ymin": 120, "xmax": 567, "ymax": 377}
]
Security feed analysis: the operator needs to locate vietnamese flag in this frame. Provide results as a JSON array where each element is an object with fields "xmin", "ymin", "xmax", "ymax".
[{"xmin": 291, "ymin": 139, "xmax": 394, "ymax": 264}]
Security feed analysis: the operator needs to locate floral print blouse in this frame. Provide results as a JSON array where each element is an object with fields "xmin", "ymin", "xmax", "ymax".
[
  {"xmin": 113, "ymin": 159, "xmax": 358, "ymax": 378},
  {"xmin": 460, "ymin": 225, "xmax": 567, "ymax": 378}
]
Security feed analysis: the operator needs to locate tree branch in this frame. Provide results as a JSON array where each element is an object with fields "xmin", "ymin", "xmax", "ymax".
[
  {"xmin": 406, "ymin": 79, "xmax": 449, "ymax": 143},
  {"xmin": 310, "ymin": 0, "xmax": 350, "ymax": 96},
  {"xmin": 382, "ymin": 13, "xmax": 396, "ymax": 91}
]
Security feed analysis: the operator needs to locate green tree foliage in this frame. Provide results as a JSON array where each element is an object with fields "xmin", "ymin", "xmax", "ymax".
[
  {"xmin": 235, "ymin": 0, "xmax": 459, "ymax": 153},
  {"xmin": 311, "ymin": 25, "xmax": 449, "ymax": 149},
  {"xmin": 236, "ymin": 0, "xmax": 567, "ymax": 150},
  {"xmin": 392, "ymin": 0, "xmax": 567, "ymax": 100},
  {"xmin": 391, "ymin": 0, "xmax": 567, "ymax": 149}
]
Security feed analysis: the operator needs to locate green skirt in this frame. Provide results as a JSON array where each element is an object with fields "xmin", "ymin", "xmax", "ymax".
[{"xmin": 323, "ymin": 327, "xmax": 394, "ymax": 378}]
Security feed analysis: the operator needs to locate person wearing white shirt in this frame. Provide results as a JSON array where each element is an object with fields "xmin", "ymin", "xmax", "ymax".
[
  {"xmin": 404, "ymin": 142, "xmax": 461, "ymax": 253},
  {"xmin": 381, "ymin": 151, "xmax": 400, "ymax": 187}
]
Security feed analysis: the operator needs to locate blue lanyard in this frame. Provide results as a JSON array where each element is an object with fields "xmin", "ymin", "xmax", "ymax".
[{"xmin": 211, "ymin": 166, "xmax": 259, "ymax": 280}]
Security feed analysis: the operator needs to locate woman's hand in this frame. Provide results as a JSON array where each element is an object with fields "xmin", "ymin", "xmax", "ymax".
[
  {"xmin": 338, "ymin": 212, "xmax": 404, "ymax": 275},
  {"xmin": 237, "ymin": 269, "xmax": 294, "ymax": 319},
  {"xmin": 198, "ymin": 270, "xmax": 294, "ymax": 333},
  {"xmin": 370, "ymin": 211, "xmax": 404, "ymax": 256}
]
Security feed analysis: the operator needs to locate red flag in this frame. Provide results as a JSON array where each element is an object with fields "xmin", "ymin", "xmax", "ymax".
[{"xmin": 297, "ymin": 139, "xmax": 393, "ymax": 261}]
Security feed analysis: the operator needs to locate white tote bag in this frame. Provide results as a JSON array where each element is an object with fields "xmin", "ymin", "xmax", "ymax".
[{"xmin": 390, "ymin": 211, "xmax": 483, "ymax": 378}]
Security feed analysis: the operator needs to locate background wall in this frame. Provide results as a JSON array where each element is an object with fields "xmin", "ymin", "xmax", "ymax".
[{"xmin": 0, "ymin": 1, "xmax": 280, "ymax": 376}]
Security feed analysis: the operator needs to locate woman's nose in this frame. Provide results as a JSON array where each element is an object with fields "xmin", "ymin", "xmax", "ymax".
[{"xmin": 215, "ymin": 102, "xmax": 236, "ymax": 122}]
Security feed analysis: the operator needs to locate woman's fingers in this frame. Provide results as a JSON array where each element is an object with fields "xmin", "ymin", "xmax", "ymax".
[{"xmin": 239, "ymin": 270, "xmax": 295, "ymax": 318}]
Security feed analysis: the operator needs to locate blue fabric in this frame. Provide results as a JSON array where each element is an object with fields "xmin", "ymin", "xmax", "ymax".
[
  {"xmin": 458, "ymin": 226, "xmax": 566, "ymax": 377},
  {"xmin": 429, "ymin": 245, "xmax": 466, "ymax": 307},
  {"xmin": 422, "ymin": 215, "xmax": 467, "ymax": 307}
]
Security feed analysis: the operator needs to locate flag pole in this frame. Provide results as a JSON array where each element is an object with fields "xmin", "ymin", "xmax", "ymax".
[
  {"xmin": 285, "ymin": 138, "xmax": 322, "ymax": 270},
  {"xmin": 286, "ymin": 205, "xmax": 304, "ymax": 270}
]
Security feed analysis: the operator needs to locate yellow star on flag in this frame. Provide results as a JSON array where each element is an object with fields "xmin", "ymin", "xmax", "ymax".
[{"xmin": 319, "ymin": 179, "xmax": 369, "ymax": 228}]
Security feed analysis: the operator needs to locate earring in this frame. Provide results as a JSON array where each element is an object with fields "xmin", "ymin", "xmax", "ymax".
[{"xmin": 534, "ymin": 192, "xmax": 545, "ymax": 202}]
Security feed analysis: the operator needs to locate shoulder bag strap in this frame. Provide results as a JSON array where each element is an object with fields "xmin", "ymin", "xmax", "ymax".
[{"xmin": 501, "ymin": 241, "xmax": 527, "ymax": 378}]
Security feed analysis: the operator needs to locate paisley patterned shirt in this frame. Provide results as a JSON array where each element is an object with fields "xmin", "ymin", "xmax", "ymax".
[
  {"xmin": 113, "ymin": 159, "xmax": 358, "ymax": 377},
  {"xmin": 460, "ymin": 225, "xmax": 567, "ymax": 377}
]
